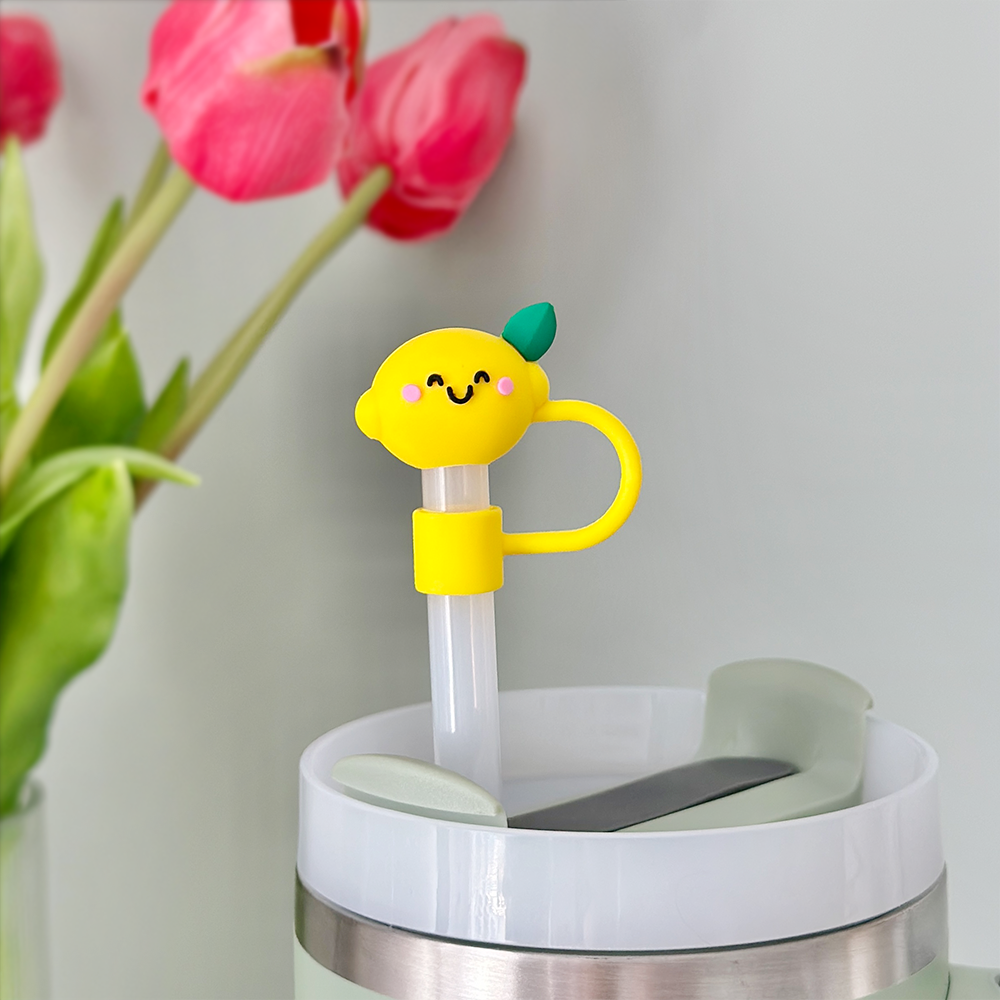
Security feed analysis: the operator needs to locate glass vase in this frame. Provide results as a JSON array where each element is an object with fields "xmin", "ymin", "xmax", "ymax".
[{"xmin": 0, "ymin": 781, "xmax": 50, "ymax": 1000}]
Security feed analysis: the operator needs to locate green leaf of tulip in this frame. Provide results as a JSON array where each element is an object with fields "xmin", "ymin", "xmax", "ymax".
[
  {"xmin": 0, "ymin": 393, "xmax": 19, "ymax": 457},
  {"xmin": 0, "ymin": 139, "xmax": 43, "ymax": 449},
  {"xmin": 35, "ymin": 315, "xmax": 147, "ymax": 458},
  {"xmin": 0, "ymin": 445, "xmax": 198, "ymax": 556},
  {"xmin": 0, "ymin": 462, "xmax": 132, "ymax": 816},
  {"xmin": 41, "ymin": 198, "xmax": 124, "ymax": 365},
  {"xmin": 135, "ymin": 357, "xmax": 189, "ymax": 453}
]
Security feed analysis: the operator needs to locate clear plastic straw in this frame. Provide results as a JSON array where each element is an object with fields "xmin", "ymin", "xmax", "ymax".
[{"xmin": 421, "ymin": 466, "xmax": 503, "ymax": 800}]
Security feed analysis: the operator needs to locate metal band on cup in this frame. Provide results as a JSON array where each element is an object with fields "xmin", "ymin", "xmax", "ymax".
[{"xmin": 295, "ymin": 869, "xmax": 948, "ymax": 1000}]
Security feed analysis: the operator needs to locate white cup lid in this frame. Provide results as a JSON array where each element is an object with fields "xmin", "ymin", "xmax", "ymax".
[{"xmin": 298, "ymin": 686, "xmax": 943, "ymax": 951}]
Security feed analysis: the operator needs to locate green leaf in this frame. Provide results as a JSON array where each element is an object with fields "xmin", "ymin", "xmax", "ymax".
[
  {"xmin": 135, "ymin": 358, "xmax": 189, "ymax": 453},
  {"xmin": 0, "ymin": 462, "xmax": 132, "ymax": 815},
  {"xmin": 0, "ymin": 445, "xmax": 198, "ymax": 556},
  {"xmin": 34, "ymin": 318, "xmax": 147, "ymax": 459},
  {"xmin": 0, "ymin": 139, "xmax": 43, "ymax": 437},
  {"xmin": 42, "ymin": 198, "xmax": 124, "ymax": 366},
  {"xmin": 502, "ymin": 302, "xmax": 557, "ymax": 362},
  {"xmin": 0, "ymin": 395, "xmax": 19, "ymax": 455}
]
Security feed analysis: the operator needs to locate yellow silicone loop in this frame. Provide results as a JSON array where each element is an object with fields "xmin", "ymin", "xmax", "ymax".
[{"xmin": 502, "ymin": 399, "xmax": 642, "ymax": 556}]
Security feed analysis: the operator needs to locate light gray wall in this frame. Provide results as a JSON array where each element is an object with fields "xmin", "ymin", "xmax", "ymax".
[{"xmin": 15, "ymin": 2, "xmax": 998, "ymax": 996}]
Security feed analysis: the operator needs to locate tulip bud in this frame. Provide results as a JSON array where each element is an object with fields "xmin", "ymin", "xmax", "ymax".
[
  {"xmin": 337, "ymin": 15, "xmax": 526, "ymax": 241},
  {"xmin": 142, "ymin": 1, "xmax": 366, "ymax": 202},
  {"xmin": 0, "ymin": 14, "xmax": 61, "ymax": 146}
]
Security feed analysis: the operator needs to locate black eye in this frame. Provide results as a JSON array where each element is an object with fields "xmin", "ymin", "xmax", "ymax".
[
  {"xmin": 474, "ymin": 370, "xmax": 490, "ymax": 384},
  {"xmin": 426, "ymin": 374, "xmax": 444, "ymax": 387}
]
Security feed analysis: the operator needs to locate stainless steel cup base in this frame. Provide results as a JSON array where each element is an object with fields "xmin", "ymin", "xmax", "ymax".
[{"xmin": 295, "ymin": 869, "xmax": 948, "ymax": 1000}]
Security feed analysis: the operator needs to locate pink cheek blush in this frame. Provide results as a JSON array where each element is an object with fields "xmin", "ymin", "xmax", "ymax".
[
  {"xmin": 497, "ymin": 377, "xmax": 515, "ymax": 396},
  {"xmin": 401, "ymin": 384, "xmax": 422, "ymax": 403}
]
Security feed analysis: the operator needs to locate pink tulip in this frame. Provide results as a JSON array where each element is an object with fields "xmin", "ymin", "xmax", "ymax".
[
  {"xmin": 337, "ymin": 15, "xmax": 526, "ymax": 240},
  {"xmin": 142, "ymin": 1, "xmax": 366, "ymax": 202},
  {"xmin": 0, "ymin": 14, "xmax": 61, "ymax": 146}
]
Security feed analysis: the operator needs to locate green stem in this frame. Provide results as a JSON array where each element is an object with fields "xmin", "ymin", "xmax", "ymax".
[
  {"xmin": 0, "ymin": 168, "xmax": 196, "ymax": 498},
  {"xmin": 126, "ymin": 140, "xmax": 171, "ymax": 233},
  {"xmin": 161, "ymin": 165, "xmax": 392, "ymax": 465}
]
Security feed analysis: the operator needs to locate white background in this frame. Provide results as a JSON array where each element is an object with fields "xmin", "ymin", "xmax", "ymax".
[{"xmin": 11, "ymin": 1, "xmax": 998, "ymax": 996}]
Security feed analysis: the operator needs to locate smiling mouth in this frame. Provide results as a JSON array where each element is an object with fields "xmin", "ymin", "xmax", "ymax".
[{"xmin": 446, "ymin": 384, "xmax": 474, "ymax": 405}]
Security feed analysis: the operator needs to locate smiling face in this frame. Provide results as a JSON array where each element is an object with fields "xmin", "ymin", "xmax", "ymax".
[{"xmin": 355, "ymin": 328, "xmax": 550, "ymax": 469}]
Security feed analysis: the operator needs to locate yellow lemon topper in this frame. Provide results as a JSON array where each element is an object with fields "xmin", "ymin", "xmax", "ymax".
[
  {"xmin": 355, "ymin": 303, "xmax": 642, "ymax": 796},
  {"xmin": 356, "ymin": 303, "xmax": 642, "ymax": 596}
]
